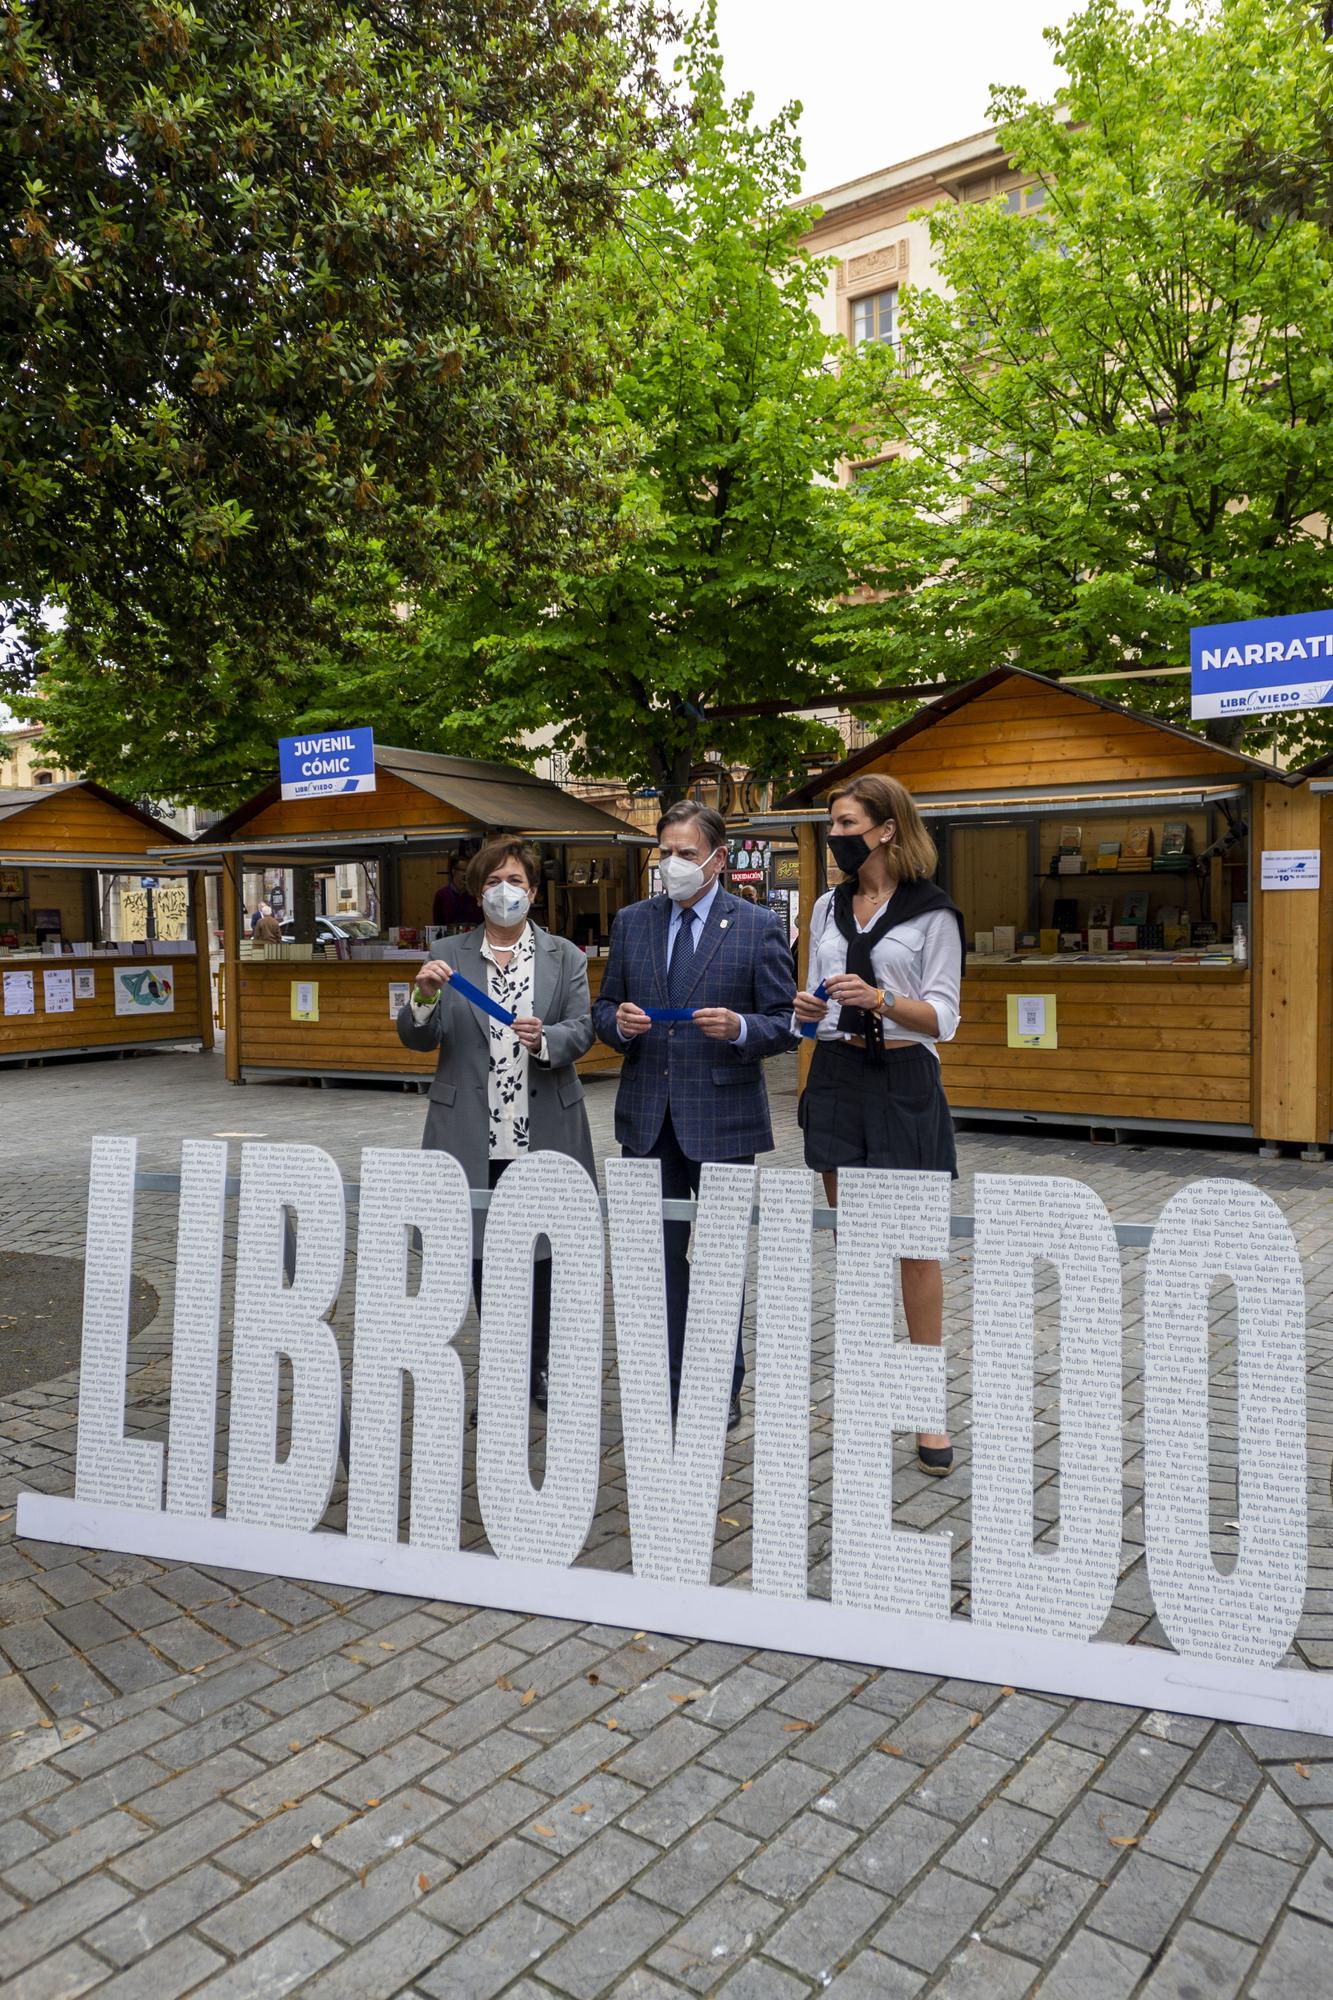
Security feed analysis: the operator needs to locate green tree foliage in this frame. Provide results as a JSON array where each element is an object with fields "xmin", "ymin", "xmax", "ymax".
[
  {"xmin": 347, "ymin": 11, "xmax": 868, "ymax": 808},
  {"xmin": 2, "ymin": 0, "xmax": 676, "ymax": 786},
  {"xmin": 838, "ymin": 0, "xmax": 1333, "ymax": 757}
]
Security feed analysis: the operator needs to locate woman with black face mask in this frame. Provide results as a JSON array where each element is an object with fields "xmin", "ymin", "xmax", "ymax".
[{"xmin": 794, "ymin": 774, "xmax": 965, "ymax": 1474}]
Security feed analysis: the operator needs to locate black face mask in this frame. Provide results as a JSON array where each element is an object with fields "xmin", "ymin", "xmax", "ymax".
[{"xmin": 828, "ymin": 831, "xmax": 874, "ymax": 876}]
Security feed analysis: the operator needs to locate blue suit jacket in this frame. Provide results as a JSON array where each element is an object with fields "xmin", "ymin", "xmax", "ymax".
[{"xmin": 592, "ymin": 889, "xmax": 798, "ymax": 1160}]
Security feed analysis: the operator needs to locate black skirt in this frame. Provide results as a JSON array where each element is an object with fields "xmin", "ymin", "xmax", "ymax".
[{"xmin": 798, "ymin": 1039, "xmax": 958, "ymax": 1178}]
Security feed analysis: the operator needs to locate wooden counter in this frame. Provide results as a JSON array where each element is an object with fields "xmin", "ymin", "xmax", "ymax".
[
  {"xmin": 230, "ymin": 954, "xmax": 621, "ymax": 1083},
  {"xmin": 940, "ymin": 962, "xmax": 1253, "ymax": 1133},
  {"xmin": 0, "ymin": 955, "xmax": 207, "ymax": 1063}
]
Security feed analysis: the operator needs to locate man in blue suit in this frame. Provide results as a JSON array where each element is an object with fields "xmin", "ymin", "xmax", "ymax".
[{"xmin": 593, "ymin": 801, "xmax": 797, "ymax": 1429}]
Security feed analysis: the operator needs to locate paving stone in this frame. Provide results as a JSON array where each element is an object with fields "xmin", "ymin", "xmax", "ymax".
[
  {"xmin": 1187, "ymin": 1727, "xmax": 1262, "ymax": 1803},
  {"xmin": 1092, "ymin": 1732, "xmax": 1192, "ymax": 1808},
  {"xmin": 513, "ymin": 1774, "xmax": 643, "ymax": 1856},
  {"xmin": 417, "ymin": 1901, "xmax": 567, "ymax": 2000},
  {"xmin": 5, "ymin": 1807, "xmax": 147, "ymax": 1898},
  {"xmin": 620, "ymin": 1763, "xmax": 737, "ymax": 1846},
  {"xmin": 7, "ymin": 1942, "xmax": 108, "ymax": 2000},
  {"xmin": 872, "ymin": 1867, "xmax": 993, "ymax": 1973},
  {"xmin": 1141, "ymin": 1919, "xmax": 1255, "ymax": 1997},
  {"xmin": 1235, "ymin": 1780, "xmax": 1315, "ymax": 1862},
  {"xmin": 838, "ymin": 1801, "xmax": 953, "ymax": 1896},
  {"xmin": 190, "ymin": 1921, "xmax": 343, "ymax": 1997},
  {"xmin": 2, "ymin": 1871, "xmax": 134, "ymax": 1976},
  {"xmin": 1001, "ymin": 1738, "xmax": 1102, "ymax": 1816},
  {"xmin": 909, "ymin": 1743, "xmax": 1011, "ymax": 1823},
  {"xmin": 650, "ymin": 1882, "xmax": 784, "ymax": 1993},
  {"xmin": 1086, "ymin": 1852, "xmax": 1197, "ymax": 1956},
  {"xmin": 1248, "ymin": 1908, "xmax": 1333, "ymax": 1997},
  {"xmin": 1029, "ymin": 1925, "xmax": 1150, "ymax": 2000},
  {"xmin": 85, "ymin": 1931, "xmax": 229, "ymax": 1998},
  {"xmin": 197, "ymin": 1854, "xmax": 346, "ymax": 1955},
  {"xmin": 1040, "ymin": 1792, "xmax": 1149, "ymax": 1879},
  {"xmin": 766, "ymin": 1873, "xmax": 890, "ymax": 1979},
  {"xmin": 299, "ymin": 1911, "xmax": 452, "ymax": 1998},
  {"xmin": 83, "ymin": 1860, "xmax": 235, "ymax": 1967},
  {"xmin": 606, "ymin": 1714, "xmax": 715, "ymax": 1788},
  {"xmin": 418, "ymin": 1776, "xmax": 546, "ymax": 1866},
  {"xmin": 315, "ymin": 1783, "xmax": 447, "ymax": 1872},
  {"xmin": 420, "ymin": 1835, "xmax": 557, "ymax": 1935},
  {"xmin": 967, "ymin": 1694, "xmax": 1064, "ymax": 1762},
  {"xmin": 930, "ymin": 1941, "xmax": 1037, "ymax": 1999},
  {"xmin": 940, "ymin": 1798, "xmax": 1050, "ymax": 1888},
  {"xmin": 714, "ymin": 1960, "xmax": 811, "ymax": 2000},
  {"xmin": 737, "ymin": 1806, "xmax": 855, "ymax": 1901},
  {"xmin": 538, "ymin": 1889, "xmax": 677, "ymax": 1997},
  {"xmin": 637, "ymin": 1819, "xmax": 757, "ymax": 1915},
  {"xmin": 980, "ymin": 1856, "xmax": 1099, "ymax": 1961},
  {"xmin": 527, "ymin": 1826, "xmax": 656, "ymax": 1924},
  {"xmin": 1139, "ymin": 1783, "xmax": 1240, "ymax": 1869},
  {"xmin": 1192, "ymin": 1841, "xmax": 1298, "ymax": 1942},
  {"xmin": 822, "ymin": 1953, "xmax": 925, "ymax": 1998},
  {"xmin": 715, "ymin": 1752, "xmax": 828, "ymax": 1836}
]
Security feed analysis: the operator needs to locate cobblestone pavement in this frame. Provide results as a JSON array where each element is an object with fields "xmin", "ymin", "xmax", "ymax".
[{"xmin": 1, "ymin": 1046, "xmax": 1332, "ymax": 1997}]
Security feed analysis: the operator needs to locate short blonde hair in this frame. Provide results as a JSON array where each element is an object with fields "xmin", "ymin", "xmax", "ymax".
[{"xmin": 828, "ymin": 773, "xmax": 938, "ymax": 883}]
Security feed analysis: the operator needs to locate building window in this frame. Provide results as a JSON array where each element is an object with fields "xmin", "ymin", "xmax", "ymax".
[
  {"xmin": 1005, "ymin": 183, "xmax": 1047, "ymax": 214},
  {"xmin": 33, "ymin": 770, "xmax": 54, "ymax": 785},
  {"xmin": 852, "ymin": 287, "xmax": 898, "ymax": 348}
]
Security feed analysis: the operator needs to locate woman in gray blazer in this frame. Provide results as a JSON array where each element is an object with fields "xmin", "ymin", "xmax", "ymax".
[{"xmin": 397, "ymin": 837, "xmax": 596, "ymax": 1413}]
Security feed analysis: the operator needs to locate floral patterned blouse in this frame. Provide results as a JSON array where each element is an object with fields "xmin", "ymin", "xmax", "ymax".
[{"xmin": 481, "ymin": 926, "xmax": 537, "ymax": 1160}]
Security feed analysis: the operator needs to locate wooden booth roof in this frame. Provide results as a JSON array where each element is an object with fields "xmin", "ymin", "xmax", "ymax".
[
  {"xmin": 0, "ymin": 781, "xmax": 192, "ymax": 868},
  {"xmin": 195, "ymin": 744, "xmax": 642, "ymax": 852},
  {"xmin": 781, "ymin": 667, "xmax": 1285, "ymax": 808}
]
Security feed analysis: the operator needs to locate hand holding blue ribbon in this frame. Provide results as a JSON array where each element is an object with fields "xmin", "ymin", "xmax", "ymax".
[
  {"xmin": 799, "ymin": 979, "xmax": 829, "ymax": 1039},
  {"xmin": 447, "ymin": 969, "xmax": 516, "ymax": 1027}
]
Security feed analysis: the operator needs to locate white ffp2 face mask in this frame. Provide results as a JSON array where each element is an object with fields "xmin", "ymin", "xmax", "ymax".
[
  {"xmin": 482, "ymin": 880, "xmax": 531, "ymax": 925},
  {"xmin": 659, "ymin": 849, "xmax": 719, "ymax": 904}
]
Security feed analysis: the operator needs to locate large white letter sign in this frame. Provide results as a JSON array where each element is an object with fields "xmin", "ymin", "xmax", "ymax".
[
  {"xmin": 22, "ymin": 1150, "xmax": 1333, "ymax": 1742},
  {"xmin": 346, "ymin": 1148, "xmax": 471, "ymax": 1552},
  {"xmin": 970, "ymin": 1173, "xmax": 1122, "ymax": 1643},
  {"xmin": 752, "ymin": 1168, "xmax": 814, "ymax": 1600},
  {"xmin": 477, "ymin": 1153, "xmax": 604, "ymax": 1567},
  {"xmin": 74, "ymin": 1136, "xmax": 164, "ymax": 1511},
  {"xmin": 607, "ymin": 1158, "xmax": 755, "ymax": 1585},
  {"xmin": 226, "ymin": 1144, "xmax": 345, "ymax": 1532},
  {"xmin": 832, "ymin": 1169, "xmax": 952, "ymax": 1621},
  {"xmin": 1144, "ymin": 1180, "xmax": 1307, "ymax": 1669},
  {"xmin": 165, "ymin": 1141, "xmax": 229, "ymax": 1519}
]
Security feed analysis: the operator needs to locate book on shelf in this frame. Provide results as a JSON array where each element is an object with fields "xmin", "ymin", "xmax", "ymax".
[
  {"xmin": 1087, "ymin": 926, "xmax": 1110, "ymax": 954},
  {"xmin": 1121, "ymin": 891, "xmax": 1150, "ymax": 926},
  {"xmin": 1095, "ymin": 840, "xmax": 1121, "ymax": 872},
  {"xmin": 1163, "ymin": 923, "xmax": 1190, "ymax": 948},
  {"xmin": 1088, "ymin": 899, "xmax": 1112, "ymax": 928},
  {"xmin": 1057, "ymin": 823, "xmax": 1082, "ymax": 854},
  {"xmin": 973, "ymin": 930, "xmax": 995, "ymax": 956},
  {"xmin": 1191, "ymin": 921, "xmax": 1219, "ymax": 946},
  {"xmin": 1121, "ymin": 824, "xmax": 1152, "ymax": 865},
  {"xmin": 1112, "ymin": 924, "xmax": 1139, "ymax": 949},
  {"xmin": 1038, "ymin": 927, "xmax": 1060, "ymax": 955},
  {"xmin": 993, "ymin": 924, "xmax": 1017, "ymax": 955},
  {"xmin": 1057, "ymin": 854, "xmax": 1085, "ymax": 873},
  {"xmin": 1160, "ymin": 820, "xmax": 1189, "ymax": 857},
  {"xmin": 1058, "ymin": 931, "xmax": 1084, "ymax": 952},
  {"xmin": 1139, "ymin": 923, "xmax": 1164, "ymax": 951},
  {"xmin": 1052, "ymin": 898, "xmax": 1079, "ymax": 931}
]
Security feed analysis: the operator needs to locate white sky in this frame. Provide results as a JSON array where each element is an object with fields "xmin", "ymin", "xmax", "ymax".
[{"xmin": 711, "ymin": 0, "xmax": 1069, "ymax": 196}]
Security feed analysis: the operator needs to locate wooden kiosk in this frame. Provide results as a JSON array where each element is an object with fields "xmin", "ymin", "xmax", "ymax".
[
  {"xmin": 778, "ymin": 666, "xmax": 1326, "ymax": 1149},
  {"xmin": 0, "ymin": 783, "xmax": 212, "ymax": 1064},
  {"xmin": 1291, "ymin": 748, "xmax": 1333, "ymax": 1151},
  {"xmin": 176, "ymin": 745, "xmax": 652, "ymax": 1087}
]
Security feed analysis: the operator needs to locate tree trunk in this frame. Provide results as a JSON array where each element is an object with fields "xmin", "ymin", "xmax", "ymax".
[{"xmin": 1203, "ymin": 715, "xmax": 1246, "ymax": 750}]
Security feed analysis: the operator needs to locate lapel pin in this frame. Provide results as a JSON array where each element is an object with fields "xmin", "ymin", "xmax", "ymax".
[{"xmin": 720, "ymin": 919, "xmax": 730, "ymax": 930}]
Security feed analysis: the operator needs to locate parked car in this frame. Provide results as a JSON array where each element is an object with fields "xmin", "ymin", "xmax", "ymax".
[{"xmin": 278, "ymin": 915, "xmax": 379, "ymax": 945}]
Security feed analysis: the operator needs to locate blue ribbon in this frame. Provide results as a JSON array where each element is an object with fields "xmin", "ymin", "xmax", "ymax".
[
  {"xmin": 448, "ymin": 969, "xmax": 516, "ymax": 1027},
  {"xmin": 799, "ymin": 979, "xmax": 829, "ymax": 1039},
  {"xmin": 645, "ymin": 1007, "xmax": 697, "ymax": 1023}
]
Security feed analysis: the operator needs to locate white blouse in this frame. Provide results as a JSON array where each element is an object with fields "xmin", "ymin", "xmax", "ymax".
[{"xmin": 803, "ymin": 890, "xmax": 962, "ymax": 1056}]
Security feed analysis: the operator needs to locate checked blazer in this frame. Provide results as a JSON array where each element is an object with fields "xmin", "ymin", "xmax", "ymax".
[{"xmin": 592, "ymin": 889, "xmax": 797, "ymax": 1161}]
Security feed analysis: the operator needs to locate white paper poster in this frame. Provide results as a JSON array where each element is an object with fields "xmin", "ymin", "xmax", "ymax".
[
  {"xmin": 42, "ymin": 968, "xmax": 74, "ymax": 1014},
  {"xmin": 1261, "ymin": 849, "xmax": 1321, "ymax": 890},
  {"xmin": 388, "ymin": 981, "xmax": 410, "ymax": 1018},
  {"xmin": 112, "ymin": 965, "xmax": 175, "ymax": 1016},
  {"xmin": 74, "ymin": 969, "xmax": 96, "ymax": 1001},
  {"xmin": 1016, "ymin": 995, "xmax": 1046, "ymax": 1038},
  {"xmin": 2, "ymin": 969, "xmax": 34, "ymax": 1016}
]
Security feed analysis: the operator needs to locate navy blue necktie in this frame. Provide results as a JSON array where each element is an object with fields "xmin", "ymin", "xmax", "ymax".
[{"xmin": 666, "ymin": 906, "xmax": 697, "ymax": 1008}]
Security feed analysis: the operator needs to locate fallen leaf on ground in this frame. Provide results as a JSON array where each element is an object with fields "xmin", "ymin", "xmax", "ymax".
[
  {"xmin": 783, "ymin": 1721, "xmax": 814, "ymax": 1733},
  {"xmin": 288, "ymin": 1741, "xmax": 302, "ymax": 1753},
  {"xmin": 365, "ymin": 1798, "xmax": 379, "ymax": 1807},
  {"xmin": 496, "ymin": 1676, "xmax": 513, "ymax": 1691},
  {"xmin": 606, "ymin": 1718, "xmax": 619, "ymax": 1730},
  {"xmin": 534, "ymin": 1824, "xmax": 555, "ymax": 1837},
  {"xmin": 670, "ymin": 1690, "xmax": 707, "ymax": 1705},
  {"xmin": 1108, "ymin": 1835, "xmax": 1139, "ymax": 1848},
  {"xmin": 719, "ymin": 1517, "xmax": 741, "ymax": 1527},
  {"xmin": 586, "ymin": 1672, "xmax": 600, "ymax": 1685},
  {"xmin": 740, "ymin": 1780, "xmax": 753, "ymax": 1791},
  {"xmin": 520, "ymin": 1689, "xmax": 536, "ymax": 1707},
  {"xmin": 1294, "ymin": 1763, "xmax": 1311, "ymax": 1779},
  {"xmin": 281, "ymin": 1800, "xmax": 299, "ymax": 1810},
  {"xmin": 969, "ymin": 1712, "xmax": 982, "ymax": 1727},
  {"xmin": 378, "ymin": 1642, "xmax": 394, "ymax": 1652},
  {"xmin": 1000, "ymin": 1686, "xmax": 1015, "ymax": 1696},
  {"xmin": 37, "ymin": 1719, "xmax": 53, "ymax": 1730},
  {"xmin": 876, "ymin": 1743, "xmax": 903, "ymax": 1756},
  {"xmin": 572, "ymin": 1803, "xmax": 593, "ymax": 1816},
  {"xmin": 633, "ymin": 1631, "xmax": 647, "ymax": 1640},
  {"xmin": 417, "ymin": 1873, "xmax": 430, "ymax": 1892}
]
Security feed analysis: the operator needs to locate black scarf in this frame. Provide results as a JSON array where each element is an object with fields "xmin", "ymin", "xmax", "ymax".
[{"xmin": 831, "ymin": 876, "xmax": 967, "ymax": 1062}]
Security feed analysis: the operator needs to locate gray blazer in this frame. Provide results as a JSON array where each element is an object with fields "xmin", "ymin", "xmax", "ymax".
[{"xmin": 396, "ymin": 924, "xmax": 597, "ymax": 1253}]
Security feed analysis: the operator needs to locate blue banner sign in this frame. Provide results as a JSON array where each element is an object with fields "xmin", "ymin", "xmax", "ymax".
[
  {"xmin": 278, "ymin": 728, "xmax": 377, "ymax": 801},
  {"xmin": 1190, "ymin": 609, "xmax": 1333, "ymax": 720}
]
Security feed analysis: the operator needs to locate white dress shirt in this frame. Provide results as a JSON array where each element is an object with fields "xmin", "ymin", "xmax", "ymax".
[
  {"xmin": 666, "ymin": 880, "xmax": 748, "ymax": 1046},
  {"xmin": 804, "ymin": 890, "xmax": 961, "ymax": 1056}
]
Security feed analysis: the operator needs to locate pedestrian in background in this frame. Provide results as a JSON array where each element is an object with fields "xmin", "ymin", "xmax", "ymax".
[
  {"xmin": 400, "ymin": 838, "xmax": 595, "ymax": 1415},
  {"xmin": 594, "ymin": 802, "xmax": 796, "ymax": 1429},
  {"xmin": 794, "ymin": 773, "xmax": 964, "ymax": 1475}
]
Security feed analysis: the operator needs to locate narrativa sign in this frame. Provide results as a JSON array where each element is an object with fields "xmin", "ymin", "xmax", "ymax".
[{"xmin": 16, "ymin": 1138, "xmax": 1331, "ymax": 1735}]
